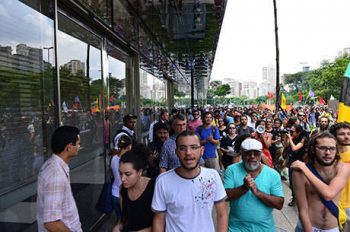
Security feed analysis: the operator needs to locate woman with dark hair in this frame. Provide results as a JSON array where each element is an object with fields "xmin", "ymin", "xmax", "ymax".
[
  {"xmin": 114, "ymin": 150, "xmax": 155, "ymax": 232},
  {"xmin": 110, "ymin": 135, "xmax": 133, "ymax": 229},
  {"xmin": 220, "ymin": 123, "xmax": 238, "ymax": 168},
  {"xmin": 284, "ymin": 124, "xmax": 308, "ymax": 206}
]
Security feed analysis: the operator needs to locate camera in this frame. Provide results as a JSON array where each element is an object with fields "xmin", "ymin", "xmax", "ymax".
[
  {"xmin": 256, "ymin": 125, "xmax": 265, "ymax": 134},
  {"xmin": 279, "ymin": 128, "xmax": 291, "ymax": 134}
]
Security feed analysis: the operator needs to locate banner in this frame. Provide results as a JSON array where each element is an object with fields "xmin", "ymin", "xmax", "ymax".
[{"xmin": 338, "ymin": 63, "xmax": 350, "ymax": 123}]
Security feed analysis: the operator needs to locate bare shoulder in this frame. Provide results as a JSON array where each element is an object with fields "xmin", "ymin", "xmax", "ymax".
[{"xmin": 336, "ymin": 161, "xmax": 350, "ymax": 176}]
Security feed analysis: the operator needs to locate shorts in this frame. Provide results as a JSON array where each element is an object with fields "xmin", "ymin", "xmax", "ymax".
[{"xmin": 295, "ymin": 219, "xmax": 340, "ymax": 232}]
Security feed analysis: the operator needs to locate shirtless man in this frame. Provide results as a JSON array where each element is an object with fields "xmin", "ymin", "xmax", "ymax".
[{"xmin": 291, "ymin": 131, "xmax": 350, "ymax": 232}]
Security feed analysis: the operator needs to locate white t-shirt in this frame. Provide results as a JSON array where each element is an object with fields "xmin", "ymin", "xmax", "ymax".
[
  {"xmin": 111, "ymin": 155, "xmax": 122, "ymax": 197},
  {"xmin": 152, "ymin": 167, "xmax": 227, "ymax": 232}
]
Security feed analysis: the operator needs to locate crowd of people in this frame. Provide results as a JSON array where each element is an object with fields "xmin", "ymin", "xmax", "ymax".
[{"xmin": 36, "ymin": 103, "xmax": 350, "ymax": 232}]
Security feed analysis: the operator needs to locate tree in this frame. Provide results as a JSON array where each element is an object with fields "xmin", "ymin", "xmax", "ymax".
[
  {"xmin": 174, "ymin": 88, "xmax": 186, "ymax": 98},
  {"xmin": 214, "ymin": 84, "xmax": 230, "ymax": 97},
  {"xmin": 307, "ymin": 55, "xmax": 349, "ymax": 99}
]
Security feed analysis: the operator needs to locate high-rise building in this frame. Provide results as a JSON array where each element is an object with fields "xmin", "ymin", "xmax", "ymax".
[{"xmin": 63, "ymin": 59, "xmax": 85, "ymax": 74}]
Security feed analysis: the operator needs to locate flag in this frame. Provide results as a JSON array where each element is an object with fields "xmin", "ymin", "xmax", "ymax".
[
  {"xmin": 299, "ymin": 91, "xmax": 303, "ymax": 101},
  {"xmin": 95, "ymin": 98, "xmax": 100, "ymax": 112},
  {"xmin": 73, "ymin": 96, "xmax": 80, "ymax": 109},
  {"xmin": 62, "ymin": 101, "xmax": 68, "ymax": 113},
  {"xmin": 319, "ymin": 96, "xmax": 326, "ymax": 105},
  {"xmin": 338, "ymin": 63, "xmax": 350, "ymax": 123},
  {"xmin": 281, "ymin": 93, "xmax": 286, "ymax": 110},
  {"xmin": 309, "ymin": 90, "xmax": 315, "ymax": 97},
  {"xmin": 267, "ymin": 92, "xmax": 274, "ymax": 99},
  {"xmin": 330, "ymin": 95, "xmax": 335, "ymax": 100}
]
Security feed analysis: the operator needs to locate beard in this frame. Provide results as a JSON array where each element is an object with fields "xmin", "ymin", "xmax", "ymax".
[
  {"xmin": 320, "ymin": 125, "xmax": 329, "ymax": 131},
  {"xmin": 315, "ymin": 156, "xmax": 337, "ymax": 166},
  {"xmin": 339, "ymin": 141, "xmax": 350, "ymax": 146},
  {"xmin": 180, "ymin": 159, "xmax": 200, "ymax": 170},
  {"xmin": 243, "ymin": 160, "xmax": 260, "ymax": 171}
]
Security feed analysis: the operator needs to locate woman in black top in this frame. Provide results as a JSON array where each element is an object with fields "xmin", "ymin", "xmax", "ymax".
[
  {"xmin": 220, "ymin": 123, "xmax": 238, "ymax": 169},
  {"xmin": 116, "ymin": 151, "xmax": 155, "ymax": 232}
]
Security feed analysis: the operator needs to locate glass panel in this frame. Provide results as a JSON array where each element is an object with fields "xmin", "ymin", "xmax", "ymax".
[
  {"xmin": 0, "ymin": 0, "xmax": 55, "ymax": 196},
  {"xmin": 112, "ymin": 0, "xmax": 138, "ymax": 48},
  {"xmin": 77, "ymin": 0, "xmax": 112, "ymax": 26},
  {"xmin": 140, "ymin": 69, "xmax": 167, "ymax": 109},
  {"xmin": 106, "ymin": 42, "xmax": 127, "ymax": 139},
  {"xmin": 57, "ymin": 13, "xmax": 104, "ymax": 166}
]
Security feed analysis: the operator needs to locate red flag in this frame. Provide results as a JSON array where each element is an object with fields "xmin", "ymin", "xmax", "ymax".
[
  {"xmin": 299, "ymin": 91, "xmax": 303, "ymax": 101},
  {"xmin": 267, "ymin": 92, "xmax": 274, "ymax": 99},
  {"xmin": 319, "ymin": 96, "xmax": 326, "ymax": 105}
]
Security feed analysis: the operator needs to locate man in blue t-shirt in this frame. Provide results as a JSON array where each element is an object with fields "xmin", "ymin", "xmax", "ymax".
[
  {"xmin": 196, "ymin": 111, "xmax": 221, "ymax": 170},
  {"xmin": 223, "ymin": 138, "xmax": 284, "ymax": 232}
]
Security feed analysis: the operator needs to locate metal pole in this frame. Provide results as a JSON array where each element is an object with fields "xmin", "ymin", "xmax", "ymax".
[{"xmin": 273, "ymin": 0, "xmax": 280, "ymax": 112}]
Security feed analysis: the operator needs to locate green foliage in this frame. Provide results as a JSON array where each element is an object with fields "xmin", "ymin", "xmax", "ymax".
[
  {"xmin": 282, "ymin": 54, "xmax": 349, "ymax": 102},
  {"xmin": 306, "ymin": 55, "xmax": 349, "ymax": 99},
  {"xmin": 214, "ymin": 84, "xmax": 231, "ymax": 97},
  {"xmin": 174, "ymin": 88, "xmax": 186, "ymax": 98}
]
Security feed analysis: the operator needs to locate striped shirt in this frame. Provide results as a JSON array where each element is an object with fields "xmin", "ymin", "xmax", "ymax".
[{"xmin": 37, "ymin": 155, "xmax": 82, "ymax": 232}]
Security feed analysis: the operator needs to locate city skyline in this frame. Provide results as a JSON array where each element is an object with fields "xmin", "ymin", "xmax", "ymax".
[{"xmin": 211, "ymin": 0, "xmax": 350, "ymax": 82}]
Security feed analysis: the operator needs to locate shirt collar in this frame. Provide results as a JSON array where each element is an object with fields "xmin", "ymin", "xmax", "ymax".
[
  {"xmin": 52, "ymin": 154, "xmax": 70, "ymax": 177},
  {"xmin": 122, "ymin": 125, "xmax": 134, "ymax": 135}
]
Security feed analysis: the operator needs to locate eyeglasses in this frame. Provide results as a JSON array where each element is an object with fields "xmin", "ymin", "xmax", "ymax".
[
  {"xmin": 229, "ymin": 127, "xmax": 236, "ymax": 129},
  {"xmin": 298, "ymin": 114, "xmax": 305, "ymax": 117},
  {"xmin": 177, "ymin": 145, "xmax": 201, "ymax": 152},
  {"xmin": 316, "ymin": 146, "xmax": 336, "ymax": 152}
]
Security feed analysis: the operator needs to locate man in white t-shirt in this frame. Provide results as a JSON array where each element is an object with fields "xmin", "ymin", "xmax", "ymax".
[{"xmin": 152, "ymin": 130, "xmax": 228, "ymax": 232}]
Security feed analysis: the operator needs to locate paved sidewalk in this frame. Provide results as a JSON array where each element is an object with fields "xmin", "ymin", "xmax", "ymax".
[{"xmin": 274, "ymin": 180, "xmax": 299, "ymax": 232}]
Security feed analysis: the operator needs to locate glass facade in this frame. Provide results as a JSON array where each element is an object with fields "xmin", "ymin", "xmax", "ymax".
[
  {"xmin": 57, "ymin": 12, "xmax": 104, "ymax": 167},
  {"xmin": 0, "ymin": 0, "xmax": 226, "ymax": 230},
  {"xmin": 0, "ymin": 1, "xmax": 133, "ymax": 230},
  {"xmin": 0, "ymin": 0, "xmax": 55, "ymax": 196}
]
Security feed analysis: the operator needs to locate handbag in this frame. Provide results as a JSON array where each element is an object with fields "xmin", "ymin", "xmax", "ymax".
[{"xmin": 96, "ymin": 158, "xmax": 114, "ymax": 214}]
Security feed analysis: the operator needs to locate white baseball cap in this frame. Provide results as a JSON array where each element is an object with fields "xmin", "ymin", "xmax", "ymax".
[{"xmin": 241, "ymin": 138, "xmax": 262, "ymax": 152}]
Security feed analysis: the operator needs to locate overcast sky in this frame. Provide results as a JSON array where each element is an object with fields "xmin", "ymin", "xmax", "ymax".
[{"xmin": 211, "ymin": 0, "xmax": 350, "ymax": 82}]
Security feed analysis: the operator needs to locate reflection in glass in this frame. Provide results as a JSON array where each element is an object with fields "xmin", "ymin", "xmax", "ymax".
[
  {"xmin": 0, "ymin": 0, "xmax": 55, "ymax": 195},
  {"xmin": 106, "ymin": 42, "xmax": 127, "ymax": 138},
  {"xmin": 140, "ymin": 69, "xmax": 167, "ymax": 109},
  {"xmin": 112, "ymin": 0, "xmax": 137, "ymax": 48},
  {"xmin": 57, "ymin": 13, "xmax": 104, "ymax": 165}
]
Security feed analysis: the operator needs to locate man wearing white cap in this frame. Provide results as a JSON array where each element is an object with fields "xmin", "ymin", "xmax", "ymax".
[{"xmin": 223, "ymin": 138, "xmax": 284, "ymax": 231}]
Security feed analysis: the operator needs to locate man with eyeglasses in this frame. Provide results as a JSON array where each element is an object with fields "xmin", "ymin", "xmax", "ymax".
[
  {"xmin": 330, "ymin": 122, "xmax": 350, "ymax": 230},
  {"xmin": 37, "ymin": 126, "xmax": 82, "ymax": 232},
  {"xmin": 152, "ymin": 130, "xmax": 228, "ymax": 232},
  {"xmin": 291, "ymin": 131, "xmax": 350, "ymax": 232},
  {"xmin": 223, "ymin": 138, "xmax": 284, "ymax": 231}
]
